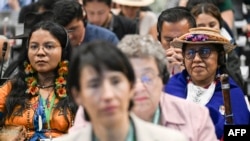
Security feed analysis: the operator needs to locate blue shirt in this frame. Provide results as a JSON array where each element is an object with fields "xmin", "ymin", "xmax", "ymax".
[
  {"xmin": 82, "ymin": 23, "xmax": 119, "ymax": 45},
  {"xmin": 164, "ymin": 70, "xmax": 250, "ymax": 139}
]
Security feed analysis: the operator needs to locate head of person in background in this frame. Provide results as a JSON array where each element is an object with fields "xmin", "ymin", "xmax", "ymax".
[
  {"xmin": 0, "ymin": 21, "xmax": 76, "ymax": 140},
  {"xmin": 191, "ymin": 3, "xmax": 222, "ymax": 31},
  {"xmin": 53, "ymin": 0, "xmax": 119, "ymax": 48},
  {"xmin": 53, "ymin": 0, "xmax": 86, "ymax": 47},
  {"xmin": 63, "ymin": 40, "xmax": 187, "ymax": 141},
  {"xmin": 117, "ymin": 34, "xmax": 218, "ymax": 141},
  {"xmin": 112, "ymin": 0, "xmax": 158, "ymax": 39},
  {"xmin": 81, "ymin": 0, "xmax": 137, "ymax": 40},
  {"xmin": 157, "ymin": 7, "xmax": 196, "ymax": 76},
  {"xmin": 165, "ymin": 27, "xmax": 250, "ymax": 139}
]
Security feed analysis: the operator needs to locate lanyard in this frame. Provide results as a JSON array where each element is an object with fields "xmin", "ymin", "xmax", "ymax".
[
  {"xmin": 41, "ymin": 93, "xmax": 56, "ymax": 130},
  {"xmin": 152, "ymin": 105, "xmax": 160, "ymax": 125},
  {"xmin": 93, "ymin": 120, "xmax": 135, "ymax": 141}
]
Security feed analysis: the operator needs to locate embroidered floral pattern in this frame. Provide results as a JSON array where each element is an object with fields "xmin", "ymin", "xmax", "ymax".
[
  {"xmin": 185, "ymin": 34, "xmax": 209, "ymax": 42},
  {"xmin": 24, "ymin": 60, "xmax": 69, "ymax": 98}
]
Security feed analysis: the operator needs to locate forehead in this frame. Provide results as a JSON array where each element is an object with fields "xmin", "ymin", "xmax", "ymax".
[
  {"xmin": 130, "ymin": 57, "xmax": 159, "ymax": 72},
  {"xmin": 85, "ymin": 1, "xmax": 109, "ymax": 7},
  {"xmin": 161, "ymin": 19, "xmax": 190, "ymax": 37},
  {"xmin": 185, "ymin": 43, "xmax": 216, "ymax": 49}
]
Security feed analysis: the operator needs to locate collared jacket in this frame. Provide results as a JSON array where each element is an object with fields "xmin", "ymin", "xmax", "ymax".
[
  {"xmin": 54, "ymin": 113, "xmax": 188, "ymax": 141},
  {"xmin": 160, "ymin": 93, "xmax": 218, "ymax": 141},
  {"xmin": 82, "ymin": 23, "xmax": 119, "ymax": 45},
  {"xmin": 164, "ymin": 70, "xmax": 250, "ymax": 139},
  {"xmin": 69, "ymin": 94, "xmax": 218, "ymax": 141}
]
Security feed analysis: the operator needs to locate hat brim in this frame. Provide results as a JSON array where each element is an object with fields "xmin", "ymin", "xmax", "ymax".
[
  {"xmin": 113, "ymin": 0, "xmax": 154, "ymax": 7},
  {"xmin": 171, "ymin": 39, "xmax": 236, "ymax": 53}
]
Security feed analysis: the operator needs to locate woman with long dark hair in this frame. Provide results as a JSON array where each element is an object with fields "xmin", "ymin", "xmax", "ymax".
[{"xmin": 0, "ymin": 21, "xmax": 77, "ymax": 140}]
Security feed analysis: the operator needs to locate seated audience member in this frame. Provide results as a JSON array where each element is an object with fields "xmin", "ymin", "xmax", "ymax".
[
  {"xmin": 164, "ymin": 27, "xmax": 250, "ymax": 139},
  {"xmin": 190, "ymin": 2, "xmax": 245, "ymax": 96},
  {"xmin": 118, "ymin": 34, "xmax": 218, "ymax": 141},
  {"xmin": 69, "ymin": 35, "xmax": 218, "ymax": 141},
  {"xmin": 81, "ymin": 0, "xmax": 137, "ymax": 40},
  {"xmin": 112, "ymin": 0, "xmax": 158, "ymax": 39},
  {"xmin": 52, "ymin": 0, "xmax": 119, "ymax": 48},
  {"xmin": 157, "ymin": 7, "xmax": 196, "ymax": 76},
  {"xmin": 0, "ymin": 21, "xmax": 77, "ymax": 140},
  {"xmin": 54, "ymin": 40, "xmax": 188, "ymax": 141}
]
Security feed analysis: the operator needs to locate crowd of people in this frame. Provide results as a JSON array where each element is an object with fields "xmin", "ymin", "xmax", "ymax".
[{"xmin": 0, "ymin": 0, "xmax": 250, "ymax": 141}]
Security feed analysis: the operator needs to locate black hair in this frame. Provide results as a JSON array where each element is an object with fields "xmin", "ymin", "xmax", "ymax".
[
  {"xmin": 186, "ymin": 0, "xmax": 217, "ymax": 11},
  {"xmin": 68, "ymin": 40, "xmax": 135, "ymax": 121},
  {"xmin": 53, "ymin": 0, "xmax": 85, "ymax": 27},
  {"xmin": 1, "ymin": 21, "xmax": 77, "ymax": 126},
  {"xmin": 82, "ymin": 0, "xmax": 112, "ymax": 7},
  {"xmin": 157, "ymin": 7, "xmax": 196, "ymax": 34}
]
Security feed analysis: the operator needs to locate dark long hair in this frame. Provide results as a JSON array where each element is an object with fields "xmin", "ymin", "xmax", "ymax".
[{"xmin": 1, "ymin": 21, "xmax": 77, "ymax": 126}]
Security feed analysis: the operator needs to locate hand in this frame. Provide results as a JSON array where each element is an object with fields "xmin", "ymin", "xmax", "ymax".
[{"xmin": 165, "ymin": 47, "xmax": 184, "ymax": 75}]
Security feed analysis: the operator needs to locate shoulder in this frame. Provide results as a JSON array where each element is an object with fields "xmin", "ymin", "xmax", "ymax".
[
  {"xmin": 85, "ymin": 24, "xmax": 119, "ymax": 44},
  {"xmin": 53, "ymin": 123, "xmax": 92, "ymax": 141},
  {"xmin": 131, "ymin": 114, "xmax": 187, "ymax": 141},
  {"xmin": 161, "ymin": 93, "xmax": 210, "ymax": 120}
]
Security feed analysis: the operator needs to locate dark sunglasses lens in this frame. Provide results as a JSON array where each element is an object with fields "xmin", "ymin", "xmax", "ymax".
[
  {"xmin": 185, "ymin": 49, "xmax": 195, "ymax": 59},
  {"xmin": 199, "ymin": 48, "xmax": 211, "ymax": 58}
]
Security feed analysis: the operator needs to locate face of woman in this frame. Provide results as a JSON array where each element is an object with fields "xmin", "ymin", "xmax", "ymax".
[
  {"xmin": 184, "ymin": 44, "xmax": 219, "ymax": 87},
  {"xmin": 195, "ymin": 13, "xmax": 220, "ymax": 30},
  {"xmin": 28, "ymin": 29, "xmax": 62, "ymax": 74},
  {"xmin": 120, "ymin": 5, "xmax": 140, "ymax": 19},
  {"xmin": 77, "ymin": 66, "xmax": 133, "ymax": 126}
]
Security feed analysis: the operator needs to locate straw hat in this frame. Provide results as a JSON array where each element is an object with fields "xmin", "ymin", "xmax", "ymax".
[
  {"xmin": 171, "ymin": 27, "xmax": 236, "ymax": 53},
  {"xmin": 113, "ymin": 0, "xmax": 155, "ymax": 7}
]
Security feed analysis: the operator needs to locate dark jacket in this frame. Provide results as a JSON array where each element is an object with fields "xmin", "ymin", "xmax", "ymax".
[
  {"xmin": 109, "ymin": 13, "xmax": 137, "ymax": 40},
  {"xmin": 164, "ymin": 70, "xmax": 250, "ymax": 139}
]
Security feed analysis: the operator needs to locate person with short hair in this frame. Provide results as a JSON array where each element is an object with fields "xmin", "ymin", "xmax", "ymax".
[
  {"xmin": 157, "ymin": 7, "xmax": 196, "ymax": 76},
  {"xmin": 81, "ymin": 0, "xmax": 137, "ymax": 40},
  {"xmin": 118, "ymin": 34, "xmax": 218, "ymax": 141},
  {"xmin": 52, "ymin": 0, "xmax": 119, "ymax": 48}
]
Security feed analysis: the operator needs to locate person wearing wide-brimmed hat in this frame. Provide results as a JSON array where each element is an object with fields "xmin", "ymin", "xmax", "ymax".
[
  {"xmin": 164, "ymin": 27, "xmax": 250, "ymax": 139},
  {"xmin": 113, "ymin": 0, "xmax": 158, "ymax": 39}
]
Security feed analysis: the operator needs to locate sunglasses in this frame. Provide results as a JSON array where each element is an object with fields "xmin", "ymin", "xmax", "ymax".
[{"xmin": 184, "ymin": 47, "xmax": 213, "ymax": 60}]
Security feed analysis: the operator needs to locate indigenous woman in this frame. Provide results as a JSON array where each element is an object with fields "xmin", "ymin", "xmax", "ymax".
[
  {"xmin": 164, "ymin": 27, "xmax": 250, "ymax": 139},
  {"xmin": 0, "ymin": 21, "xmax": 77, "ymax": 140}
]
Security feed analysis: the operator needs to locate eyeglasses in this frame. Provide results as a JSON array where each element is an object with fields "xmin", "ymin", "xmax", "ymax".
[
  {"xmin": 138, "ymin": 72, "xmax": 161, "ymax": 86},
  {"xmin": 184, "ymin": 47, "xmax": 213, "ymax": 60},
  {"xmin": 28, "ymin": 43, "xmax": 60, "ymax": 54}
]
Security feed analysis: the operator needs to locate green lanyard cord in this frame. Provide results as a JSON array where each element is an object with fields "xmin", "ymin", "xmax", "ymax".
[
  {"xmin": 41, "ymin": 93, "xmax": 56, "ymax": 130},
  {"xmin": 152, "ymin": 105, "xmax": 160, "ymax": 125}
]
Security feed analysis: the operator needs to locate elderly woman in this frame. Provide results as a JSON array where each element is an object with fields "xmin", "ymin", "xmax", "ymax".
[
  {"xmin": 54, "ymin": 40, "xmax": 187, "ymax": 141},
  {"xmin": 0, "ymin": 21, "xmax": 77, "ymax": 140},
  {"xmin": 118, "ymin": 35, "xmax": 217, "ymax": 141},
  {"xmin": 190, "ymin": 3, "xmax": 244, "ymax": 92},
  {"xmin": 164, "ymin": 27, "xmax": 250, "ymax": 139}
]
